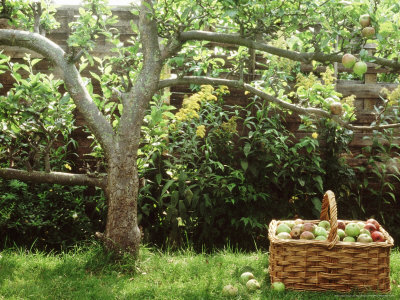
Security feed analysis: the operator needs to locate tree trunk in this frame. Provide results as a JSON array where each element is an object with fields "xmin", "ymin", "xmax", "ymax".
[{"xmin": 103, "ymin": 149, "xmax": 141, "ymax": 255}]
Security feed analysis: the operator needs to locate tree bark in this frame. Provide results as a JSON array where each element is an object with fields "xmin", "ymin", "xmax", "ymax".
[
  {"xmin": 0, "ymin": 168, "xmax": 106, "ymax": 188},
  {"xmin": 102, "ymin": 148, "xmax": 141, "ymax": 255}
]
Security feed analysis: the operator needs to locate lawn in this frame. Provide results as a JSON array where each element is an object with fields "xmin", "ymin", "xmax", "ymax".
[{"xmin": 0, "ymin": 243, "xmax": 399, "ymax": 299}]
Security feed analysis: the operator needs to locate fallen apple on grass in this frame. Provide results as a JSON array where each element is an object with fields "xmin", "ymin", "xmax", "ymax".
[
  {"xmin": 240, "ymin": 272, "xmax": 254, "ymax": 284},
  {"xmin": 222, "ymin": 285, "xmax": 238, "ymax": 297},
  {"xmin": 246, "ymin": 279, "xmax": 261, "ymax": 291},
  {"xmin": 271, "ymin": 282, "xmax": 285, "ymax": 292}
]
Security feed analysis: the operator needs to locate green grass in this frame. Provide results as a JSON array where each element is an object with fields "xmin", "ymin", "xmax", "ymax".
[{"xmin": 0, "ymin": 243, "xmax": 400, "ymax": 299}]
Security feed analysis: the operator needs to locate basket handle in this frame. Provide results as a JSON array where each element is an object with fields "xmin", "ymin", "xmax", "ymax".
[{"xmin": 319, "ymin": 190, "xmax": 339, "ymax": 249}]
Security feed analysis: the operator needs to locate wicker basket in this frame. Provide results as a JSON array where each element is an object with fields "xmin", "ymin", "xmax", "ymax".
[{"xmin": 268, "ymin": 190, "xmax": 394, "ymax": 292}]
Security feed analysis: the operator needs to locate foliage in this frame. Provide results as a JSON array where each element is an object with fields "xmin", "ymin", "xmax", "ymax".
[
  {"xmin": 0, "ymin": 179, "xmax": 106, "ymax": 250},
  {"xmin": 136, "ymin": 85, "xmax": 357, "ymax": 250},
  {"xmin": 0, "ymin": 53, "xmax": 77, "ymax": 172}
]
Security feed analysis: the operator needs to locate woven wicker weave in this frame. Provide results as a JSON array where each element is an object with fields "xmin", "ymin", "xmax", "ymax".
[{"xmin": 268, "ymin": 190, "xmax": 394, "ymax": 292}]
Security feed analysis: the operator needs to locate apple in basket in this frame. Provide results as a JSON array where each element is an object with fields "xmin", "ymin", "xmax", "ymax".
[
  {"xmin": 345, "ymin": 223, "xmax": 360, "ymax": 237},
  {"xmin": 357, "ymin": 233, "xmax": 373, "ymax": 243},
  {"xmin": 337, "ymin": 229, "xmax": 346, "ymax": 240},
  {"xmin": 314, "ymin": 227, "xmax": 328, "ymax": 238},
  {"xmin": 337, "ymin": 220, "xmax": 346, "ymax": 230},
  {"xmin": 300, "ymin": 231, "xmax": 315, "ymax": 240},
  {"xmin": 290, "ymin": 225, "xmax": 302, "ymax": 239},
  {"xmin": 366, "ymin": 218, "xmax": 380, "ymax": 230},
  {"xmin": 371, "ymin": 231, "xmax": 386, "ymax": 242},
  {"xmin": 276, "ymin": 223, "xmax": 291, "ymax": 235},
  {"xmin": 318, "ymin": 220, "xmax": 331, "ymax": 231},
  {"xmin": 360, "ymin": 228, "xmax": 371, "ymax": 236},
  {"xmin": 277, "ymin": 232, "xmax": 291, "ymax": 239},
  {"xmin": 364, "ymin": 223, "xmax": 377, "ymax": 234},
  {"xmin": 302, "ymin": 223, "xmax": 316, "ymax": 234},
  {"xmin": 343, "ymin": 236, "xmax": 355, "ymax": 242}
]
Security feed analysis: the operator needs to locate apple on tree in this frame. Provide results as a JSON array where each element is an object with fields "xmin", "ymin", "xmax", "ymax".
[
  {"xmin": 342, "ymin": 53, "xmax": 356, "ymax": 68},
  {"xmin": 359, "ymin": 14, "xmax": 371, "ymax": 27},
  {"xmin": 362, "ymin": 26, "xmax": 375, "ymax": 38},
  {"xmin": 353, "ymin": 61, "xmax": 368, "ymax": 76}
]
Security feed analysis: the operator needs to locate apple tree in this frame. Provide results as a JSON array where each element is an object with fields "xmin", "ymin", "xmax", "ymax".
[{"xmin": 1, "ymin": 0, "xmax": 400, "ymax": 255}]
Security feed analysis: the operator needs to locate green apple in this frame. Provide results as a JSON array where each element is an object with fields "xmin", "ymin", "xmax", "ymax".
[
  {"xmin": 345, "ymin": 223, "xmax": 360, "ymax": 237},
  {"xmin": 337, "ymin": 229, "xmax": 346, "ymax": 240},
  {"xmin": 353, "ymin": 61, "xmax": 367, "ymax": 76},
  {"xmin": 276, "ymin": 223, "xmax": 291, "ymax": 235},
  {"xmin": 356, "ymin": 222, "xmax": 365, "ymax": 230},
  {"xmin": 283, "ymin": 221, "xmax": 295, "ymax": 229},
  {"xmin": 343, "ymin": 236, "xmax": 356, "ymax": 242},
  {"xmin": 240, "ymin": 272, "xmax": 254, "ymax": 283},
  {"xmin": 277, "ymin": 232, "xmax": 292, "ymax": 239},
  {"xmin": 222, "ymin": 285, "xmax": 238, "ymax": 297},
  {"xmin": 360, "ymin": 228, "xmax": 371, "ymax": 236},
  {"xmin": 314, "ymin": 227, "xmax": 328, "ymax": 238},
  {"xmin": 246, "ymin": 279, "xmax": 260, "ymax": 291},
  {"xmin": 318, "ymin": 220, "xmax": 331, "ymax": 231},
  {"xmin": 357, "ymin": 233, "xmax": 373, "ymax": 243},
  {"xmin": 271, "ymin": 282, "xmax": 285, "ymax": 292},
  {"xmin": 315, "ymin": 235, "xmax": 327, "ymax": 241}
]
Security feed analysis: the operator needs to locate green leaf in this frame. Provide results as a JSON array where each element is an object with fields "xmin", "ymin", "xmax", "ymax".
[
  {"xmin": 243, "ymin": 143, "xmax": 251, "ymax": 157},
  {"xmin": 240, "ymin": 160, "xmax": 248, "ymax": 171},
  {"xmin": 311, "ymin": 197, "xmax": 322, "ymax": 212}
]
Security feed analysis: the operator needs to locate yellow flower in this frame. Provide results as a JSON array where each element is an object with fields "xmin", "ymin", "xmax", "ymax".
[
  {"xmin": 64, "ymin": 163, "xmax": 72, "ymax": 170},
  {"xmin": 312, "ymin": 132, "xmax": 318, "ymax": 139},
  {"xmin": 244, "ymin": 91, "xmax": 250, "ymax": 95},
  {"xmin": 196, "ymin": 125, "xmax": 206, "ymax": 138}
]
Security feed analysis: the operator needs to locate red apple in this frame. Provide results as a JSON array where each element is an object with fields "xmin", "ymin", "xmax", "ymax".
[
  {"xmin": 359, "ymin": 14, "xmax": 371, "ymax": 27},
  {"xmin": 362, "ymin": 26, "xmax": 375, "ymax": 38},
  {"xmin": 337, "ymin": 221, "xmax": 346, "ymax": 230},
  {"xmin": 302, "ymin": 223, "xmax": 316, "ymax": 233},
  {"xmin": 364, "ymin": 223, "xmax": 377, "ymax": 234},
  {"xmin": 371, "ymin": 231, "xmax": 386, "ymax": 242},
  {"xmin": 366, "ymin": 218, "xmax": 380, "ymax": 230},
  {"xmin": 342, "ymin": 53, "xmax": 356, "ymax": 68}
]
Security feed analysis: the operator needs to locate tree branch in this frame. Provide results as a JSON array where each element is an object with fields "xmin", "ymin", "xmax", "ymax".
[
  {"xmin": 0, "ymin": 168, "xmax": 106, "ymax": 188},
  {"xmin": 0, "ymin": 29, "xmax": 115, "ymax": 157},
  {"xmin": 158, "ymin": 76, "xmax": 400, "ymax": 131},
  {"xmin": 179, "ymin": 31, "xmax": 400, "ymax": 70}
]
